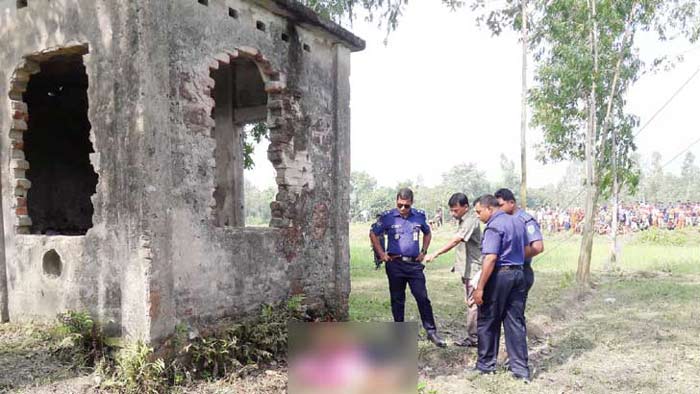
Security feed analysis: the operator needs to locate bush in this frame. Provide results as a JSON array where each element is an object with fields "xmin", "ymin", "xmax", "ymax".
[
  {"xmin": 54, "ymin": 311, "xmax": 107, "ymax": 368},
  {"xmin": 55, "ymin": 296, "xmax": 306, "ymax": 391},
  {"xmin": 184, "ymin": 295, "xmax": 304, "ymax": 379},
  {"xmin": 108, "ymin": 342, "xmax": 168, "ymax": 394}
]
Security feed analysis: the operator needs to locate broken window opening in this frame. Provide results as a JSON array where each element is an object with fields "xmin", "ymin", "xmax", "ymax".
[
  {"xmin": 243, "ymin": 123, "xmax": 276, "ymax": 227},
  {"xmin": 23, "ymin": 53, "xmax": 98, "ymax": 235},
  {"xmin": 210, "ymin": 57, "xmax": 272, "ymax": 228}
]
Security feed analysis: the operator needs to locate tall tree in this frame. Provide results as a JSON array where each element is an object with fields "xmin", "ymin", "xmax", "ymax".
[
  {"xmin": 644, "ymin": 151, "xmax": 664, "ymax": 202},
  {"xmin": 680, "ymin": 151, "xmax": 699, "ymax": 201},
  {"xmin": 528, "ymin": 0, "xmax": 640, "ymax": 285},
  {"xmin": 473, "ymin": 1, "xmax": 700, "ymax": 285},
  {"xmin": 350, "ymin": 171, "xmax": 379, "ymax": 220},
  {"xmin": 532, "ymin": 0, "xmax": 696, "ymax": 285},
  {"xmin": 441, "ymin": 163, "xmax": 492, "ymax": 200}
]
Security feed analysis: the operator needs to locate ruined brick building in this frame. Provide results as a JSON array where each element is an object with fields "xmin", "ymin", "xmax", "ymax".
[{"xmin": 0, "ymin": 0, "xmax": 364, "ymax": 341}]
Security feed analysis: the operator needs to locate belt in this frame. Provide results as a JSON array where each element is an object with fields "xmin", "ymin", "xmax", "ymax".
[
  {"xmin": 496, "ymin": 265, "xmax": 523, "ymax": 271},
  {"xmin": 389, "ymin": 255, "xmax": 419, "ymax": 263}
]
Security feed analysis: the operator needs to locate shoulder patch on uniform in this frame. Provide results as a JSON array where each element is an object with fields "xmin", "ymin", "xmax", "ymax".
[{"xmin": 527, "ymin": 224, "xmax": 536, "ymax": 235}]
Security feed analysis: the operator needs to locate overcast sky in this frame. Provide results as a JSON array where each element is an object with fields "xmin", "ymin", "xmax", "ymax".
[{"xmin": 247, "ymin": 2, "xmax": 700, "ymax": 190}]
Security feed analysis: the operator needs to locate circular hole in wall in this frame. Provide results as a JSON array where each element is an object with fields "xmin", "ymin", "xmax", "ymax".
[{"xmin": 42, "ymin": 249, "xmax": 62, "ymax": 278}]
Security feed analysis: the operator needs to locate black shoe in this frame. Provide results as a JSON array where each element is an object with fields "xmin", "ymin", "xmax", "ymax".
[
  {"xmin": 454, "ymin": 337, "xmax": 478, "ymax": 347},
  {"xmin": 426, "ymin": 331, "xmax": 447, "ymax": 348},
  {"xmin": 512, "ymin": 373, "xmax": 531, "ymax": 383}
]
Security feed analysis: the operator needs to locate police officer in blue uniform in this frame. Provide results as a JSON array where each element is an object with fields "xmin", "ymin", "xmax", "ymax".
[
  {"xmin": 472, "ymin": 194, "xmax": 529, "ymax": 380},
  {"xmin": 369, "ymin": 188, "xmax": 447, "ymax": 348},
  {"xmin": 495, "ymin": 188, "xmax": 545, "ymax": 307}
]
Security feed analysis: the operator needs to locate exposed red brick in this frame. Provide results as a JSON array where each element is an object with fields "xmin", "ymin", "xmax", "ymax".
[
  {"xmin": 149, "ymin": 289, "xmax": 161, "ymax": 319},
  {"xmin": 12, "ymin": 110, "xmax": 27, "ymax": 120}
]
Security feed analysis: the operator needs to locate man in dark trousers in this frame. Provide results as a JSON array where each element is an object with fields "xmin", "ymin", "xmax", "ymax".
[
  {"xmin": 472, "ymin": 194, "xmax": 529, "ymax": 380},
  {"xmin": 369, "ymin": 188, "xmax": 446, "ymax": 348},
  {"xmin": 495, "ymin": 188, "xmax": 544, "ymax": 308}
]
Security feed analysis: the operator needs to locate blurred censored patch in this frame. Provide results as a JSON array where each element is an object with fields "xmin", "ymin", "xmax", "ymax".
[{"xmin": 289, "ymin": 322, "xmax": 418, "ymax": 394}]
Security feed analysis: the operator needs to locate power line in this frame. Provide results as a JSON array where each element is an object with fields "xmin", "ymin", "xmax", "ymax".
[
  {"xmin": 661, "ymin": 135, "xmax": 700, "ymax": 170},
  {"xmin": 634, "ymin": 65, "xmax": 700, "ymax": 138}
]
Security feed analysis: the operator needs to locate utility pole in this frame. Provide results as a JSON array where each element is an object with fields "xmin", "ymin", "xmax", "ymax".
[{"xmin": 520, "ymin": 0, "xmax": 529, "ymax": 208}]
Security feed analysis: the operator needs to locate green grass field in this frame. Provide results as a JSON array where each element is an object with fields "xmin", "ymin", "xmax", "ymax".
[{"xmin": 349, "ymin": 223, "xmax": 700, "ymax": 393}]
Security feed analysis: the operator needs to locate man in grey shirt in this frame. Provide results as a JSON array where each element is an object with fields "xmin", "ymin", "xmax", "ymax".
[{"xmin": 425, "ymin": 193, "xmax": 482, "ymax": 346}]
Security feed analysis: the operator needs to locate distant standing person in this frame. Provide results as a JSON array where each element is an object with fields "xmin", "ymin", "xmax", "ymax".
[
  {"xmin": 495, "ymin": 188, "xmax": 544, "ymax": 306},
  {"xmin": 369, "ymin": 188, "xmax": 446, "ymax": 347},
  {"xmin": 425, "ymin": 193, "xmax": 481, "ymax": 347},
  {"xmin": 472, "ymin": 195, "xmax": 529, "ymax": 380}
]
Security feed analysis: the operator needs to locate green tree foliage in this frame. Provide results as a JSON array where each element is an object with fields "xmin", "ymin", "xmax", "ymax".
[
  {"xmin": 440, "ymin": 163, "xmax": 492, "ymax": 201},
  {"xmin": 680, "ymin": 151, "xmax": 700, "ymax": 200},
  {"xmin": 638, "ymin": 151, "xmax": 700, "ymax": 203},
  {"xmin": 350, "ymin": 171, "xmax": 395, "ymax": 221},
  {"xmin": 473, "ymin": 0, "xmax": 699, "ymax": 285},
  {"xmin": 529, "ymin": 1, "xmax": 641, "ymax": 181},
  {"xmin": 244, "ymin": 180, "xmax": 276, "ymax": 226},
  {"xmin": 349, "ymin": 164, "xmax": 492, "ymax": 224},
  {"xmin": 243, "ymin": 123, "xmax": 269, "ymax": 170},
  {"xmin": 300, "ymin": 0, "xmax": 466, "ymax": 33},
  {"xmin": 642, "ymin": 151, "xmax": 665, "ymax": 202}
]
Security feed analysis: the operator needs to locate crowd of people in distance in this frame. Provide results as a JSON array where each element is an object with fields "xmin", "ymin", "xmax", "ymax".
[{"xmin": 531, "ymin": 202, "xmax": 700, "ymax": 234}]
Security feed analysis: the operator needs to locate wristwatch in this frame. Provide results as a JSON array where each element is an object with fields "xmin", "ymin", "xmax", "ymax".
[{"xmin": 420, "ymin": 248, "xmax": 428, "ymax": 254}]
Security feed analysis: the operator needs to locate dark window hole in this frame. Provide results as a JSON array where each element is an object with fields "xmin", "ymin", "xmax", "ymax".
[
  {"xmin": 17, "ymin": 0, "xmax": 28, "ymax": 9},
  {"xmin": 228, "ymin": 8, "xmax": 238, "ymax": 18},
  {"xmin": 281, "ymin": 33, "xmax": 290, "ymax": 42},
  {"xmin": 24, "ymin": 52, "xmax": 98, "ymax": 235},
  {"xmin": 256, "ymin": 21, "xmax": 266, "ymax": 32},
  {"xmin": 42, "ymin": 249, "xmax": 62, "ymax": 278},
  {"xmin": 303, "ymin": 43, "xmax": 311, "ymax": 52},
  {"xmin": 198, "ymin": 0, "xmax": 208, "ymax": 6}
]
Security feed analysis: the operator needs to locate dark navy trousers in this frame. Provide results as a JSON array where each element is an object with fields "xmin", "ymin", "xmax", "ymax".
[
  {"xmin": 385, "ymin": 261, "xmax": 437, "ymax": 332},
  {"xmin": 524, "ymin": 263, "xmax": 535, "ymax": 309},
  {"xmin": 476, "ymin": 267, "xmax": 529, "ymax": 378}
]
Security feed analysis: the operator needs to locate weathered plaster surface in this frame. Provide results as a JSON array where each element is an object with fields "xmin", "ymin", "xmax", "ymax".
[{"xmin": 0, "ymin": 0, "xmax": 362, "ymax": 341}]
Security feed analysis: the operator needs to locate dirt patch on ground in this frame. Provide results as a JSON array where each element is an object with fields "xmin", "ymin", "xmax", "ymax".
[{"xmin": 0, "ymin": 322, "xmax": 89, "ymax": 393}]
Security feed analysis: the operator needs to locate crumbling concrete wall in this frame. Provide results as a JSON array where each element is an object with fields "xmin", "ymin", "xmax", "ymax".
[
  {"xmin": 0, "ymin": 0, "xmax": 361, "ymax": 342},
  {"xmin": 0, "ymin": 0, "xmax": 153, "ymax": 339},
  {"xmin": 144, "ymin": 0, "xmax": 357, "ymax": 339}
]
